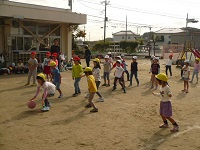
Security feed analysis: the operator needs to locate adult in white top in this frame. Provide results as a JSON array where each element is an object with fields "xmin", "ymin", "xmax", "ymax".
[{"xmin": 165, "ymin": 54, "xmax": 173, "ymax": 76}]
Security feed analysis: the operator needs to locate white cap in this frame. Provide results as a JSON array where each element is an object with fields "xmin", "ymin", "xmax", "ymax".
[
  {"xmin": 154, "ymin": 57, "xmax": 159, "ymax": 60},
  {"xmin": 121, "ymin": 54, "xmax": 124, "ymax": 57},
  {"xmin": 116, "ymin": 60, "xmax": 121, "ymax": 64},
  {"xmin": 184, "ymin": 59, "xmax": 190, "ymax": 63},
  {"xmin": 104, "ymin": 55, "xmax": 109, "ymax": 59},
  {"xmin": 133, "ymin": 56, "xmax": 137, "ymax": 59},
  {"xmin": 116, "ymin": 56, "xmax": 122, "ymax": 60},
  {"xmin": 151, "ymin": 55, "xmax": 155, "ymax": 59},
  {"xmin": 108, "ymin": 52, "xmax": 111, "ymax": 54}
]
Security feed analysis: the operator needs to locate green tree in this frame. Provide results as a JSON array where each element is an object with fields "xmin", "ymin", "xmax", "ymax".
[{"xmin": 120, "ymin": 41, "xmax": 139, "ymax": 53}]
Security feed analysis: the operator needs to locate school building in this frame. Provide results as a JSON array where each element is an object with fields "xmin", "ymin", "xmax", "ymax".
[{"xmin": 0, "ymin": 0, "xmax": 86, "ymax": 66}]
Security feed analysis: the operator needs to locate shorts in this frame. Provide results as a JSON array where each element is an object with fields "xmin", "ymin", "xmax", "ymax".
[
  {"xmin": 183, "ymin": 77, "xmax": 189, "ymax": 81},
  {"xmin": 53, "ymin": 81, "xmax": 60, "ymax": 90},
  {"xmin": 160, "ymin": 101, "xmax": 172, "ymax": 117},
  {"xmin": 104, "ymin": 72, "xmax": 110, "ymax": 80}
]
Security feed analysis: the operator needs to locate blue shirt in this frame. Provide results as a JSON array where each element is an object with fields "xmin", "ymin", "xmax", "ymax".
[{"xmin": 52, "ymin": 68, "xmax": 60, "ymax": 82}]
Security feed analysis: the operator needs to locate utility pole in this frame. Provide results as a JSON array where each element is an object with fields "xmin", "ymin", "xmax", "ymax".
[
  {"xmin": 148, "ymin": 27, "xmax": 152, "ymax": 57},
  {"xmin": 101, "ymin": 0, "xmax": 109, "ymax": 49},
  {"xmin": 125, "ymin": 15, "xmax": 127, "ymax": 41},
  {"xmin": 68, "ymin": 0, "xmax": 72, "ymax": 10},
  {"xmin": 84, "ymin": 25, "xmax": 85, "ymax": 42}
]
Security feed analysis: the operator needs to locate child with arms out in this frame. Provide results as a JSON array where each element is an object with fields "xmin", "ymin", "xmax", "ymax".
[
  {"xmin": 149, "ymin": 57, "xmax": 160, "ymax": 89},
  {"xmin": 152, "ymin": 73, "xmax": 179, "ymax": 132}
]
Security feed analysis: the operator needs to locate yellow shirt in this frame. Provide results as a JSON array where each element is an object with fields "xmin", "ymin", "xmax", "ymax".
[
  {"xmin": 87, "ymin": 75, "xmax": 97, "ymax": 93},
  {"xmin": 72, "ymin": 64, "xmax": 83, "ymax": 78}
]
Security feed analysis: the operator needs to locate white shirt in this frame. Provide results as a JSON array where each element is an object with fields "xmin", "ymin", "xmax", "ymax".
[
  {"xmin": 158, "ymin": 85, "xmax": 172, "ymax": 102},
  {"xmin": 166, "ymin": 59, "xmax": 173, "ymax": 66},
  {"xmin": 92, "ymin": 68, "xmax": 101, "ymax": 81},
  {"xmin": 38, "ymin": 81, "xmax": 56, "ymax": 94},
  {"xmin": 182, "ymin": 65, "xmax": 190, "ymax": 78},
  {"xmin": 115, "ymin": 66, "xmax": 124, "ymax": 78}
]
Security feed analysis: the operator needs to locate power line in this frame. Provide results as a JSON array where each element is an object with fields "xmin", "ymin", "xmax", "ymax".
[{"xmin": 76, "ymin": 0, "xmax": 102, "ymax": 10}]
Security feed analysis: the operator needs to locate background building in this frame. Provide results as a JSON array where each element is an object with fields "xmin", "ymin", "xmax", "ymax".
[{"xmin": 112, "ymin": 30, "xmax": 139, "ymax": 42}]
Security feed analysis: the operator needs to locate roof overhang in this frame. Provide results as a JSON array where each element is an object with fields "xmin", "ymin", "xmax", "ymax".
[{"xmin": 0, "ymin": 1, "xmax": 87, "ymax": 25}]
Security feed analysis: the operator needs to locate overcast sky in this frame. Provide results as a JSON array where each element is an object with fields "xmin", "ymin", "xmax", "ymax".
[{"xmin": 11, "ymin": 0, "xmax": 200, "ymax": 41}]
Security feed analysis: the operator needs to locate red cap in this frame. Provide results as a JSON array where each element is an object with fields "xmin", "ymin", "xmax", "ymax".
[
  {"xmin": 46, "ymin": 52, "xmax": 51, "ymax": 55},
  {"xmin": 73, "ymin": 56, "xmax": 80, "ymax": 61},
  {"xmin": 52, "ymin": 53, "xmax": 58, "ymax": 57},
  {"xmin": 31, "ymin": 52, "xmax": 36, "ymax": 55},
  {"xmin": 169, "ymin": 54, "xmax": 173, "ymax": 57}
]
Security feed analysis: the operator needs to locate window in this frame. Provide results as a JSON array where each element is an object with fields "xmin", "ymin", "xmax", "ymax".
[
  {"xmin": 128, "ymin": 37, "xmax": 130, "ymax": 39},
  {"xmin": 16, "ymin": 37, "xmax": 23, "ymax": 50},
  {"xmin": 122, "ymin": 37, "xmax": 124, "ymax": 39}
]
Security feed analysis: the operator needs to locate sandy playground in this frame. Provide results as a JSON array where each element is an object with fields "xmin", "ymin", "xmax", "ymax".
[{"xmin": 1, "ymin": 58, "xmax": 200, "ymax": 150}]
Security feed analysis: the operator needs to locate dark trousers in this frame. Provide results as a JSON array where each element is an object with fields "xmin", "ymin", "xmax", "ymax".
[
  {"xmin": 130, "ymin": 72, "xmax": 139, "ymax": 85},
  {"xmin": 113, "ymin": 77, "xmax": 125, "ymax": 88},
  {"xmin": 165, "ymin": 65, "xmax": 172, "ymax": 76},
  {"xmin": 44, "ymin": 99, "xmax": 50, "ymax": 107},
  {"xmin": 124, "ymin": 70, "xmax": 130, "ymax": 81},
  {"xmin": 86, "ymin": 59, "xmax": 90, "ymax": 67},
  {"xmin": 95, "ymin": 81, "xmax": 102, "ymax": 98}
]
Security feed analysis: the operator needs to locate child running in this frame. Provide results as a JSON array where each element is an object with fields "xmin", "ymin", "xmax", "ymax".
[
  {"xmin": 121, "ymin": 54, "xmax": 130, "ymax": 81},
  {"xmin": 190, "ymin": 58, "xmax": 200, "ymax": 84},
  {"xmin": 84, "ymin": 67, "xmax": 98, "ymax": 113},
  {"xmin": 107, "ymin": 52, "xmax": 113, "ymax": 67},
  {"xmin": 152, "ymin": 73, "xmax": 179, "ymax": 132},
  {"xmin": 129, "ymin": 56, "xmax": 139, "ymax": 86},
  {"xmin": 182, "ymin": 60, "xmax": 190, "ymax": 93},
  {"xmin": 149, "ymin": 57, "xmax": 160, "ymax": 89},
  {"xmin": 92, "ymin": 58, "xmax": 104, "ymax": 102},
  {"xmin": 43, "ymin": 52, "xmax": 52, "ymax": 81},
  {"xmin": 50, "ymin": 61, "xmax": 63, "ymax": 98},
  {"xmin": 25, "ymin": 52, "xmax": 38, "ymax": 86},
  {"xmin": 112, "ymin": 60, "xmax": 126, "ymax": 93},
  {"xmin": 102, "ymin": 55, "xmax": 111, "ymax": 87},
  {"xmin": 72, "ymin": 56, "xmax": 83, "ymax": 97},
  {"xmin": 30, "ymin": 73, "xmax": 56, "ymax": 112}
]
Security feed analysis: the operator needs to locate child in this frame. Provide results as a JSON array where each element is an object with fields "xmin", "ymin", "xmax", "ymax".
[
  {"xmin": 152, "ymin": 73, "xmax": 179, "ymax": 132},
  {"xmin": 112, "ymin": 60, "xmax": 126, "ymax": 93},
  {"xmin": 52, "ymin": 53, "xmax": 58, "ymax": 67},
  {"xmin": 149, "ymin": 57, "xmax": 160, "ymax": 89},
  {"xmin": 84, "ymin": 67, "xmax": 98, "ymax": 113},
  {"xmin": 72, "ymin": 56, "xmax": 83, "ymax": 97},
  {"xmin": 165, "ymin": 54, "xmax": 173, "ymax": 76},
  {"xmin": 107, "ymin": 52, "xmax": 113, "ymax": 67},
  {"xmin": 92, "ymin": 58, "xmax": 104, "ymax": 102},
  {"xmin": 121, "ymin": 54, "xmax": 130, "ymax": 81},
  {"xmin": 16, "ymin": 58, "xmax": 24, "ymax": 73},
  {"xmin": 190, "ymin": 58, "xmax": 200, "ymax": 84},
  {"xmin": 30, "ymin": 73, "xmax": 56, "ymax": 112},
  {"xmin": 182, "ymin": 60, "xmax": 190, "ymax": 93},
  {"xmin": 180, "ymin": 57, "xmax": 186, "ymax": 79},
  {"xmin": 25, "ymin": 52, "xmax": 38, "ymax": 86},
  {"xmin": 102, "ymin": 55, "xmax": 111, "ymax": 87},
  {"xmin": 50, "ymin": 61, "xmax": 63, "ymax": 98},
  {"xmin": 43, "ymin": 52, "xmax": 52, "ymax": 81},
  {"xmin": 129, "ymin": 56, "xmax": 139, "ymax": 86}
]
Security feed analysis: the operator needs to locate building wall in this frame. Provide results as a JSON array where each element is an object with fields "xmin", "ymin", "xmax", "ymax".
[
  {"xmin": 155, "ymin": 34, "xmax": 171, "ymax": 47},
  {"xmin": 113, "ymin": 35, "xmax": 138, "ymax": 42}
]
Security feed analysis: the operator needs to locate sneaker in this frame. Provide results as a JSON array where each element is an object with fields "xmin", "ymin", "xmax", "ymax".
[
  {"xmin": 112, "ymin": 87, "xmax": 116, "ymax": 91},
  {"xmin": 97, "ymin": 97, "xmax": 104, "ymax": 102},
  {"xmin": 159, "ymin": 123, "xmax": 169, "ymax": 128},
  {"xmin": 48, "ymin": 93, "xmax": 55, "ymax": 97},
  {"xmin": 102, "ymin": 83, "xmax": 107, "ymax": 86},
  {"xmin": 31, "ymin": 83, "xmax": 37, "ymax": 86},
  {"xmin": 78, "ymin": 92, "xmax": 81, "ymax": 95},
  {"xmin": 128, "ymin": 84, "xmax": 132, "ymax": 87},
  {"xmin": 72, "ymin": 93, "xmax": 78, "ymax": 97},
  {"xmin": 24, "ymin": 83, "xmax": 30, "ymax": 86},
  {"xmin": 170, "ymin": 125, "xmax": 179, "ymax": 132},
  {"xmin": 90, "ymin": 108, "xmax": 98, "ymax": 113},
  {"xmin": 123, "ymin": 88, "xmax": 126, "ymax": 93},
  {"xmin": 58, "ymin": 94, "xmax": 63, "ymax": 98},
  {"xmin": 41, "ymin": 106, "xmax": 50, "ymax": 112},
  {"xmin": 85, "ymin": 93, "xmax": 89, "ymax": 98},
  {"xmin": 85, "ymin": 103, "xmax": 92, "ymax": 108},
  {"xmin": 106, "ymin": 84, "xmax": 110, "ymax": 87}
]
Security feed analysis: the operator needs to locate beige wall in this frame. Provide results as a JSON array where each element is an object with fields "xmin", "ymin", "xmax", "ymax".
[{"xmin": 60, "ymin": 24, "xmax": 72, "ymax": 62}]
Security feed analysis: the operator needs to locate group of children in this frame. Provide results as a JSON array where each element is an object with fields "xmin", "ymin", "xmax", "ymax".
[{"xmin": 26, "ymin": 51, "xmax": 200, "ymax": 132}]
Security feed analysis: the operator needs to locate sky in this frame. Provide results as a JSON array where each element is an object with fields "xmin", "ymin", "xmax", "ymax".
[{"xmin": 10, "ymin": 0, "xmax": 200, "ymax": 41}]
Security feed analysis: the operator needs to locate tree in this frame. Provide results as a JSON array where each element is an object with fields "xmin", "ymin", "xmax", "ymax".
[
  {"xmin": 120, "ymin": 41, "xmax": 139, "ymax": 53},
  {"xmin": 92, "ymin": 40, "xmax": 109, "ymax": 52},
  {"xmin": 70, "ymin": 25, "xmax": 86, "ymax": 50}
]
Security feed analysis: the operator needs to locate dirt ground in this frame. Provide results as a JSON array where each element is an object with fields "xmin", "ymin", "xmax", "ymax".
[{"xmin": 1, "ymin": 58, "xmax": 200, "ymax": 150}]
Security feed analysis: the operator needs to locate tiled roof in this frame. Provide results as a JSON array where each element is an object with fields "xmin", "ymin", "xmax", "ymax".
[{"xmin": 113, "ymin": 30, "xmax": 139, "ymax": 36}]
